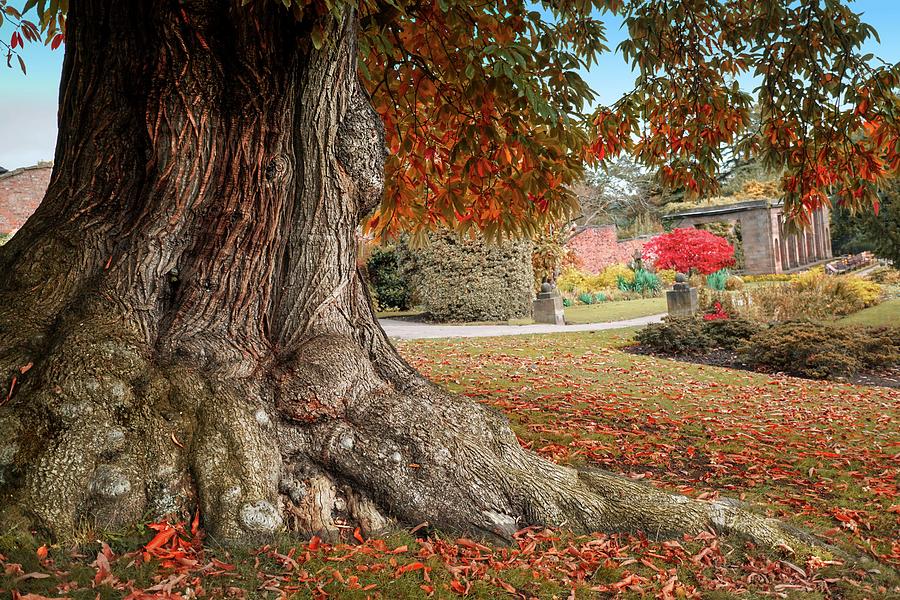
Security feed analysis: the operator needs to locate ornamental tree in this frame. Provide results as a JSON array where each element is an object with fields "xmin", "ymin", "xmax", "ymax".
[
  {"xmin": 643, "ymin": 228, "xmax": 736, "ymax": 275},
  {"xmin": 0, "ymin": 0, "xmax": 897, "ymax": 549}
]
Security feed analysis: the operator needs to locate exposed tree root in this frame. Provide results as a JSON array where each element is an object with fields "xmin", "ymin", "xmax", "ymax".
[{"xmin": 1, "ymin": 320, "xmax": 825, "ymax": 559}]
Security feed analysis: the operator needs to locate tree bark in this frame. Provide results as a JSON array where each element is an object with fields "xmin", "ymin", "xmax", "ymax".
[{"xmin": 0, "ymin": 0, "xmax": 809, "ymax": 550}]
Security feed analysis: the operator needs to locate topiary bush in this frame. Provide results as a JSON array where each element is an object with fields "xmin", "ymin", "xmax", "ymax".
[
  {"xmin": 738, "ymin": 321, "xmax": 900, "ymax": 379},
  {"xmin": 701, "ymin": 317, "xmax": 763, "ymax": 350},
  {"xmin": 634, "ymin": 317, "xmax": 711, "ymax": 355},
  {"xmin": 404, "ymin": 230, "xmax": 534, "ymax": 322},
  {"xmin": 366, "ymin": 245, "xmax": 413, "ymax": 311}
]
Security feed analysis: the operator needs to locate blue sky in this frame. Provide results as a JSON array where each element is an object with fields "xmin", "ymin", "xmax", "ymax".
[{"xmin": 1, "ymin": 1, "xmax": 899, "ymax": 168}]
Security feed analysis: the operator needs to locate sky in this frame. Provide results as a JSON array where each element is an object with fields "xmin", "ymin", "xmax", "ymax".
[{"xmin": 1, "ymin": 1, "xmax": 899, "ymax": 169}]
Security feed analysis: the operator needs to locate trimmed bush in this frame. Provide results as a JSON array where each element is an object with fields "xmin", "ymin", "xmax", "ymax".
[
  {"xmin": 636, "ymin": 315, "xmax": 762, "ymax": 354},
  {"xmin": 634, "ymin": 317, "xmax": 711, "ymax": 355},
  {"xmin": 405, "ymin": 230, "xmax": 534, "ymax": 322},
  {"xmin": 702, "ymin": 317, "xmax": 762, "ymax": 350},
  {"xmin": 366, "ymin": 245, "xmax": 413, "ymax": 311},
  {"xmin": 739, "ymin": 321, "xmax": 900, "ymax": 379}
]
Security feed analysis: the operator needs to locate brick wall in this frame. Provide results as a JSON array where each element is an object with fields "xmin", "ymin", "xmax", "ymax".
[
  {"xmin": 567, "ymin": 225, "xmax": 648, "ymax": 273},
  {"xmin": 0, "ymin": 163, "xmax": 52, "ymax": 235}
]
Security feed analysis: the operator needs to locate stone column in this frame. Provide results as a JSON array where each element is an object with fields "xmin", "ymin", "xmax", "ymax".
[
  {"xmin": 797, "ymin": 230, "xmax": 808, "ymax": 265},
  {"xmin": 814, "ymin": 209, "xmax": 826, "ymax": 260},
  {"xmin": 806, "ymin": 223, "xmax": 816, "ymax": 262},
  {"xmin": 789, "ymin": 233, "xmax": 800, "ymax": 269},
  {"xmin": 780, "ymin": 219, "xmax": 790, "ymax": 271}
]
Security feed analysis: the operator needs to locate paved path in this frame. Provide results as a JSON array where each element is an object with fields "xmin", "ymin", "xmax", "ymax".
[{"xmin": 379, "ymin": 313, "xmax": 666, "ymax": 340}]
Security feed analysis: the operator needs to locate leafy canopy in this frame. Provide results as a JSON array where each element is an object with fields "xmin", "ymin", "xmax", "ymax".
[
  {"xmin": 3, "ymin": 0, "xmax": 899, "ymax": 238},
  {"xmin": 643, "ymin": 228, "xmax": 736, "ymax": 275}
]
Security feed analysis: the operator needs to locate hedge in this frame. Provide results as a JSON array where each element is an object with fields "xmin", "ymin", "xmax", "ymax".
[{"xmin": 404, "ymin": 230, "xmax": 534, "ymax": 322}]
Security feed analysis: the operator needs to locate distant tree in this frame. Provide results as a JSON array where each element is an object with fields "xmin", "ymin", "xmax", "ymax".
[
  {"xmin": 574, "ymin": 157, "xmax": 657, "ymax": 230},
  {"xmin": 832, "ymin": 179, "xmax": 900, "ymax": 263},
  {"xmin": 644, "ymin": 228, "xmax": 736, "ymax": 275}
]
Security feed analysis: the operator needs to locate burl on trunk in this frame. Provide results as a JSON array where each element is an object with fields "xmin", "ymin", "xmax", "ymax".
[{"xmin": 0, "ymin": 0, "xmax": 809, "ymax": 551}]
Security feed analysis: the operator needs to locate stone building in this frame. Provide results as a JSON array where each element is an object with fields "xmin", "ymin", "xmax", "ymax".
[
  {"xmin": 0, "ymin": 162, "xmax": 52, "ymax": 235},
  {"xmin": 663, "ymin": 199, "xmax": 832, "ymax": 275}
]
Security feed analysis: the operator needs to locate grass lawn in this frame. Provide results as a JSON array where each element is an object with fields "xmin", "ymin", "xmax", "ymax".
[
  {"xmin": 3, "ymin": 329, "xmax": 898, "ymax": 598},
  {"xmin": 837, "ymin": 297, "xmax": 900, "ymax": 327},
  {"xmin": 563, "ymin": 296, "xmax": 666, "ymax": 324},
  {"xmin": 377, "ymin": 297, "xmax": 666, "ymax": 326}
]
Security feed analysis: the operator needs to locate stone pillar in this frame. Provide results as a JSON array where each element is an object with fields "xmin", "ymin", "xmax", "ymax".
[
  {"xmin": 779, "ymin": 217, "xmax": 790, "ymax": 271},
  {"xmin": 806, "ymin": 225, "xmax": 816, "ymax": 261},
  {"xmin": 815, "ymin": 209, "xmax": 827, "ymax": 260},
  {"xmin": 790, "ymin": 234, "xmax": 800, "ymax": 269},
  {"xmin": 823, "ymin": 206, "xmax": 833, "ymax": 258},
  {"xmin": 532, "ymin": 283, "xmax": 565, "ymax": 325},
  {"xmin": 666, "ymin": 275, "xmax": 698, "ymax": 317},
  {"xmin": 797, "ymin": 229, "xmax": 808, "ymax": 265}
]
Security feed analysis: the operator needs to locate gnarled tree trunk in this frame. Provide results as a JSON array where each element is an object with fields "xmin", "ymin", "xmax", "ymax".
[{"xmin": 0, "ymin": 0, "xmax": 807, "ymax": 549}]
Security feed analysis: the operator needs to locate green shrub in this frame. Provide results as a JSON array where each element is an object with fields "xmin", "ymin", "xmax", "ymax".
[
  {"xmin": 562, "ymin": 297, "xmax": 573, "ymax": 307},
  {"xmin": 701, "ymin": 318, "xmax": 762, "ymax": 350},
  {"xmin": 404, "ymin": 230, "xmax": 534, "ymax": 322},
  {"xmin": 739, "ymin": 321, "xmax": 900, "ymax": 379},
  {"xmin": 706, "ymin": 269, "xmax": 730, "ymax": 291},
  {"xmin": 366, "ymin": 246, "xmax": 412, "ymax": 311},
  {"xmin": 634, "ymin": 317, "xmax": 710, "ymax": 355},
  {"xmin": 577, "ymin": 292, "xmax": 595, "ymax": 305},
  {"xmin": 594, "ymin": 292, "xmax": 607, "ymax": 303}
]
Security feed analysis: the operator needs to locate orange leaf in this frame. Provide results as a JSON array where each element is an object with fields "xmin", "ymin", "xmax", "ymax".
[
  {"xmin": 397, "ymin": 561, "xmax": 426, "ymax": 575},
  {"xmin": 145, "ymin": 527, "xmax": 176, "ymax": 552}
]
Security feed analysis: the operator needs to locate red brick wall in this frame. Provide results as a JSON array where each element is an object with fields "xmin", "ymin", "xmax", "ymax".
[
  {"xmin": 567, "ymin": 225, "xmax": 648, "ymax": 273},
  {"xmin": 0, "ymin": 164, "xmax": 52, "ymax": 235}
]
